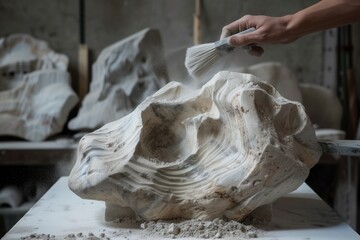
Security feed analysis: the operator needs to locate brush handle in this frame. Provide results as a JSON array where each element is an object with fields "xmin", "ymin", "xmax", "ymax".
[{"xmin": 214, "ymin": 27, "xmax": 256, "ymax": 51}]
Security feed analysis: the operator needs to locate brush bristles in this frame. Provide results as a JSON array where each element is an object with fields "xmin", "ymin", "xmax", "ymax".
[{"xmin": 185, "ymin": 43, "xmax": 221, "ymax": 78}]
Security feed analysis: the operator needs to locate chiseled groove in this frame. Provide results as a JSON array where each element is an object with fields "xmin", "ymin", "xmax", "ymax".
[
  {"xmin": 193, "ymin": 82, "xmax": 252, "ymax": 185},
  {"xmin": 152, "ymin": 176, "xmax": 209, "ymax": 194},
  {"xmin": 102, "ymin": 126, "xmax": 142, "ymax": 165},
  {"xmin": 197, "ymin": 142, "xmax": 240, "ymax": 186},
  {"xmin": 147, "ymin": 135, "xmax": 236, "ymax": 195},
  {"xmin": 120, "ymin": 165, "xmax": 208, "ymax": 197},
  {"xmin": 190, "ymin": 120, "xmax": 236, "ymax": 186},
  {"xmin": 128, "ymin": 160, "xmax": 205, "ymax": 185},
  {"xmin": 195, "ymin": 118, "xmax": 233, "ymax": 173},
  {"xmin": 122, "ymin": 156, "xmax": 212, "ymax": 196}
]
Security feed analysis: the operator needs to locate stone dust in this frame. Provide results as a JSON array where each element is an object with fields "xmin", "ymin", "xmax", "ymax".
[
  {"xmin": 17, "ymin": 217, "xmax": 264, "ymax": 239},
  {"xmin": 138, "ymin": 218, "xmax": 263, "ymax": 239},
  {"xmin": 18, "ymin": 232, "xmax": 109, "ymax": 240}
]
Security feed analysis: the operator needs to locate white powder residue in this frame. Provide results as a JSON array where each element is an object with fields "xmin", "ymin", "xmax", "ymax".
[
  {"xmin": 139, "ymin": 218, "xmax": 263, "ymax": 239},
  {"xmin": 17, "ymin": 217, "xmax": 264, "ymax": 239},
  {"xmin": 19, "ymin": 232, "xmax": 109, "ymax": 240}
]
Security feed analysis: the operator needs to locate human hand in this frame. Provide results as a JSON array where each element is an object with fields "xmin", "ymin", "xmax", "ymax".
[{"xmin": 221, "ymin": 15, "xmax": 297, "ymax": 56}]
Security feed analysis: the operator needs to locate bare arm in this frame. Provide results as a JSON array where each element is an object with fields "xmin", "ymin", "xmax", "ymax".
[{"xmin": 222, "ymin": 0, "xmax": 360, "ymax": 51}]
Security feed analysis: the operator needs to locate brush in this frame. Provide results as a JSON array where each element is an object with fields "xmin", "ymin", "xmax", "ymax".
[{"xmin": 185, "ymin": 28, "xmax": 256, "ymax": 78}]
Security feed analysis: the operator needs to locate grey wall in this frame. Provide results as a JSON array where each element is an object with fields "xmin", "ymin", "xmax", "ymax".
[
  {"xmin": 201, "ymin": 0, "xmax": 322, "ymax": 84},
  {"xmin": 84, "ymin": 0, "xmax": 322, "ymax": 84},
  {"xmin": 85, "ymin": 0, "xmax": 194, "ymax": 57},
  {"xmin": 0, "ymin": 0, "xmax": 358, "ymax": 92}
]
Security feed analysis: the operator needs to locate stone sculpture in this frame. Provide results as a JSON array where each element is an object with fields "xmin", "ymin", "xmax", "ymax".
[
  {"xmin": 69, "ymin": 72, "xmax": 321, "ymax": 221},
  {"xmin": 0, "ymin": 34, "xmax": 78, "ymax": 141},
  {"xmin": 68, "ymin": 28, "xmax": 169, "ymax": 131}
]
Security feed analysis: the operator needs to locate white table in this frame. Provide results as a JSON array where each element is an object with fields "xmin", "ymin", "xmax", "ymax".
[{"xmin": 3, "ymin": 177, "xmax": 360, "ymax": 239}]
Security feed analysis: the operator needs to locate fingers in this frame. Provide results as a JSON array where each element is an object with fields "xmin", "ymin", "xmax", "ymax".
[
  {"xmin": 220, "ymin": 15, "xmax": 253, "ymax": 39},
  {"xmin": 229, "ymin": 32, "xmax": 260, "ymax": 47},
  {"xmin": 220, "ymin": 28, "xmax": 232, "ymax": 39},
  {"xmin": 220, "ymin": 15, "xmax": 265, "ymax": 56}
]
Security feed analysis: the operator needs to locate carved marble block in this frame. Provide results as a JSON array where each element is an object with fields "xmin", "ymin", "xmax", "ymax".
[
  {"xmin": 0, "ymin": 34, "xmax": 77, "ymax": 141},
  {"xmin": 68, "ymin": 28, "xmax": 169, "ymax": 131},
  {"xmin": 69, "ymin": 72, "xmax": 321, "ymax": 221}
]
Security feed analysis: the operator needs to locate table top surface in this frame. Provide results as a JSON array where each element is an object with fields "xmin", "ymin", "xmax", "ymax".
[{"xmin": 3, "ymin": 177, "xmax": 360, "ymax": 240}]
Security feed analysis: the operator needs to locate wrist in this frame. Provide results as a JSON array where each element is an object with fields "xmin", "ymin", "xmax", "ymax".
[
  {"xmin": 281, "ymin": 14, "xmax": 295, "ymax": 34},
  {"xmin": 280, "ymin": 14, "xmax": 303, "ymax": 43}
]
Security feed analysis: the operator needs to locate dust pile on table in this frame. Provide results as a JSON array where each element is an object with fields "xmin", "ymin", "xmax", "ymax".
[
  {"xmin": 17, "ymin": 216, "xmax": 264, "ymax": 239},
  {"xmin": 137, "ymin": 217, "xmax": 263, "ymax": 239}
]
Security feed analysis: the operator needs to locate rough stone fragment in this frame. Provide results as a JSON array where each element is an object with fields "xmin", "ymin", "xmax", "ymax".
[
  {"xmin": 0, "ymin": 34, "xmax": 68, "ymax": 72},
  {"xmin": 0, "ymin": 34, "xmax": 77, "ymax": 141},
  {"xmin": 69, "ymin": 71, "xmax": 321, "ymax": 221},
  {"xmin": 68, "ymin": 28, "xmax": 168, "ymax": 131}
]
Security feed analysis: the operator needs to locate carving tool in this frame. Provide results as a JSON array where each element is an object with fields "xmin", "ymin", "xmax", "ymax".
[{"xmin": 185, "ymin": 28, "xmax": 256, "ymax": 78}]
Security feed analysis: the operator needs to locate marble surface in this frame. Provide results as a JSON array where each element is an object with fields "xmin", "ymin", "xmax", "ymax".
[{"xmin": 3, "ymin": 177, "xmax": 360, "ymax": 239}]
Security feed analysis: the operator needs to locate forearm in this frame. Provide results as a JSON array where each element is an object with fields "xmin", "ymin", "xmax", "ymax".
[
  {"xmin": 285, "ymin": 0, "xmax": 360, "ymax": 37},
  {"xmin": 221, "ymin": 0, "xmax": 360, "ymax": 50}
]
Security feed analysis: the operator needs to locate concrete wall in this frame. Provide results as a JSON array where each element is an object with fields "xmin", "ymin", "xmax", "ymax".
[{"xmin": 0, "ymin": 0, "xmax": 358, "ymax": 91}]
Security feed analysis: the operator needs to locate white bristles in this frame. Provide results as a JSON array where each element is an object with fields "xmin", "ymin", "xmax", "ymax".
[
  {"xmin": 185, "ymin": 43, "xmax": 221, "ymax": 79},
  {"xmin": 185, "ymin": 28, "xmax": 257, "ymax": 79}
]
